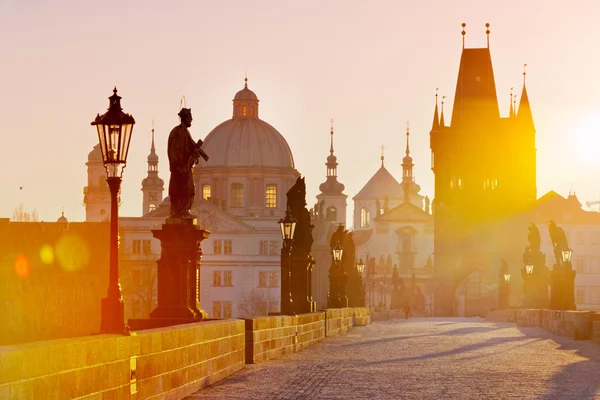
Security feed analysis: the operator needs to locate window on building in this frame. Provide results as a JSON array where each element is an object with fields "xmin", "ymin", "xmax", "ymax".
[
  {"xmin": 360, "ymin": 207, "xmax": 370, "ymax": 228},
  {"xmin": 269, "ymin": 240, "xmax": 279, "ymax": 255},
  {"xmin": 231, "ymin": 183, "xmax": 244, "ymax": 208},
  {"xmin": 576, "ymin": 231, "xmax": 585, "ymax": 246},
  {"xmin": 259, "ymin": 271, "xmax": 268, "ymax": 287},
  {"xmin": 269, "ymin": 272, "xmax": 279, "ymax": 287},
  {"xmin": 326, "ymin": 206, "xmax": 337, "ymax": 221},
  {"xmin": 576, "ymin": 288, "xmax": 585, "ymax": 305},
  {"xmin": 142, "ymin": 240, "xmax": 152, "ymax": 255},
  {"xmin": 224, "ymin": 240, "xmax": 232, "ymax": 255},
  {"xmin": 213, "ymin": 240, "xmax": 222, "ymax": 254},
  {"xmin": 259, "ymin": 240, "xmax": 269, "ymax": 255},
  {"xmin": 132, "ymin": 240, "xmax": 141, "ymax": 254},
  {"xmin": 242, "ymin": 105, "xmax": 247, "ymax": 117},
  {"xmin": 212, "ymin": 301, "xmax": 222, "ymax": 318},
  {"xmin": 202, "ymin": 184, "xmax": 211, "ymax": 200},
  {"xmin": 577, "ymin": 258, "xmax": 585, "ymax": 273},
  {"xmin": 213, "ymin": 270, "xmax": 222, "ymax": 286},
  {"xmin": 223, "ymin": 301, "xmax": 232, "ymax": 318},
  {"xmin": 266, "ymin": 184, "xmax": 277, "ymax": 208},
  {"xmin": 450, "ymin": 177, "xmax": 463, "ymax": 189},
  {"xmin": 592, "ymin": 231, "xmax": 600, "ymax": 245},
  {"xmin": 223, "ymin": 271, "xmax": 232, "ymax": 286},
  {"xmin": 149, "ymin": 204, "xmax": 156, "ymax": 213}
]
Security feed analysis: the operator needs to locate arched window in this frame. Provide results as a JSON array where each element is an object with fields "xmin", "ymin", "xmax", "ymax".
[
  {"xmin": 360, "ymin": 207, "xmax": 370, "ymax": 228},
  {"xmin": 265, "ymin": 184, "xmax": 277, "ymax": 208},
  {"xmin": 242, "ymin": 105, "xmax": 247, "ymax": 117},
  {"xmin": 231, "ymin": 183, "xmax": 244, "ymax": 208},
  {"xmin": 202, "ymin": 184, "xmax": 211, "ymax": 200},
  {"xmin": 149, "ymin": 204, "xmax": 156, "ymax": 213},
  {"xmin": 326, "ymin": 206, "xmax": 337, "ymax": 221}
]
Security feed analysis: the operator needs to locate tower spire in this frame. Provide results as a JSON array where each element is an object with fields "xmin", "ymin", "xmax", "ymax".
[
  {"xmin": 329, "ymin": 119, "xmax": 335, "ymax": 155},
  {"xmin": 244, "ymin": 71, "xmax": 248, "ymax": 88},
  {"xmin": 405, "ymin": 121, "xmax": 411, "ymax": 157},
  {"xmin": 151, "ymin": 119, "xmax": 156, "ymax": 152},
  {"xmin": 440, "ymin": 96, "xmax": 446, "ymax": 127},
  {"xmin": 432, "ymin": 88, "xmax": 440, "ymax": 129},
  {"xmin": 517, "ymin": 63, "xmax": 535, "ymax": 130},
  {"xmin": 509, "ymin": 88, "xmax": 514, "ymax": 118},
  {"xmin": 461, "ymin": 23, "xmax": 466, "ymax": 49},
  {"xmin": 486, "ymin": 23, "xmax": 490, "ymax": 48},
  {"xmin": 402, "ymin": 122, "xmax": 414, "ymax": 204},
  {"xmin": 380, "ymin": 145, "xmax": 385, "ymax": 167}
]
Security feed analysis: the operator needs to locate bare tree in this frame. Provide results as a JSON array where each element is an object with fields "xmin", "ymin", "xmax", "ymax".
[
  {"xmin": 11, "ymin": 204, "xmax": 39, "ymax": 222},
  {"xmin": 238, "ymin": 288, "xmax": 278, "ymax": 318}
]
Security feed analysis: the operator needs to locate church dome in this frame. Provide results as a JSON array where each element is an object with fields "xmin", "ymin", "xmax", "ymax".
[
  {"xmin": 198, "ymin": 79, "xmax": 295, "ymax": 169},
  {"xmin": 201, "ymin": 119, "xmax": 294, "ymax": 168},
  {"xmin": 88, "ymin": 144, "xmax": 103, "ymax": 163},
  {"xmin": 57, "ymin": 212, "xmax": 68, "ymax": 224}
]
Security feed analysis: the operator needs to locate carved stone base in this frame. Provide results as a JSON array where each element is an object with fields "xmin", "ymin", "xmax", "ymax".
[{"xmin": 149, "ymin": 221, "xmax": 209, "ymax": 320}]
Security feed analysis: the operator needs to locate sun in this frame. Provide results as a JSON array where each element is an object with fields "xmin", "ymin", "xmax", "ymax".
[{"xmin": 574, "ymin": 111, "xmax": 600, "ymax": 165}]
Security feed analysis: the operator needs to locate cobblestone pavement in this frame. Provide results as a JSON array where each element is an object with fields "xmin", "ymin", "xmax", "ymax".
[{"xmin": 187, "ymin": 317, "xmax": 600, "ymax": 400}]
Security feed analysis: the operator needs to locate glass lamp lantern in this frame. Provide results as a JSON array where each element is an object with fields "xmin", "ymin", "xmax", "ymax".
[
  {"xmin": 525, "ymin": 263, "xmax": 534, "ymax": 276},
  {"xmin": 504, "ymin": 273, "xmax": 511, "ymax": 283},
  {"xmin": 91, "ymin": 88, "xmax": 136, "ymax": 177},
  {"xmin": 333, "ymin": 241, "xmax": 343, "ymax": 263},
  {"xmin": 356, "ymin": 258, "xmax": 365, "ymax": 274},
  {"xmin": 562, "ymin": 248, "xmax": 573, "ymax": 264},
  {"xmin": 278, "ymin": 208, "xmax": 297, "ymax": 243}
]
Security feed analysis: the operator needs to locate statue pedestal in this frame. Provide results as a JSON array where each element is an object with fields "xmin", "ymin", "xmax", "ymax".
[
  {"xmin": 291, "ymin": 254, "xmax": 316, "ymax": 314},
  {"xmin": 148, "ymin": 219, "xmax": 209, "ymax": 320}
]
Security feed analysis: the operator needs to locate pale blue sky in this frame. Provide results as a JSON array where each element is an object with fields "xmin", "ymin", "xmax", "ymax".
[{"xmin": 1, "ymin": 0, "xmax": 600, "ymax": 221}]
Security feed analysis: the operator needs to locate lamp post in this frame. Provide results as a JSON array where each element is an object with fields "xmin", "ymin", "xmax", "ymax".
[
  {"xmin": 357, "ymin": 258, "xmax": 365, "ymax": 307},
  {"xmin": 332, "ymin": 241, "xmax": 343, "ymax": 307},
  {"xmin": 562, "ymin": 248, "xmax": 575, "ymax": 310},
  {"xmin": 92, "ymin": 88, "xmax": 135, "ymax": 333},
  {"xmin": 279, "ymin": 208, "xmax": 296, "ymax": 315}
]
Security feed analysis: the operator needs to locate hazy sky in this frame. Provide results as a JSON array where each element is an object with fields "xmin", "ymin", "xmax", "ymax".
[{"xmin": 2, "ymin": 1, "xmax": 600, "ymax": 222}]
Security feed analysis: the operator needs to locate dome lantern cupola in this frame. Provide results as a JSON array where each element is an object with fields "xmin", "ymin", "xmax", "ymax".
[{"xmin": 233, "ymin": 77, "xmax": 259, "ymax": 119}]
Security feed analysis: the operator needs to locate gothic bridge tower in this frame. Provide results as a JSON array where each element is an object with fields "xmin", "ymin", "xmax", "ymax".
[{"xmin": 430, "ymin": 24, "xmax": 536, "ymax": 316}]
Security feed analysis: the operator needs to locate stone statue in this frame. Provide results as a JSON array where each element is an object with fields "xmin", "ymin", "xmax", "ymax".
[
  {"xmin": 548, "ymin": 220, "xmax": 569, "ymax": 265},
  {"xmin": 167, "ymin": 108, "xmax": 208, "ymax": 219},
  {"xmin": 527, "ymin": 222, "xmax": 541, "ymax": 253},
  {"xmin": 424, "ymin": 196, "xmax": 431, "ymax": 214},
  {"xmin": 287, "ymin": 177, "xmax": 314, "ymax": 255}
]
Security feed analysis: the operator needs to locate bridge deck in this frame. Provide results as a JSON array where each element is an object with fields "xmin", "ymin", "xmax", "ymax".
[{"xmin": 187, "ymin": 317, "xmax": 600, "ymax": 399}]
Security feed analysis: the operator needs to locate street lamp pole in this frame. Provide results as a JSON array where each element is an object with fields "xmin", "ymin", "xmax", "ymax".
[
  {"xmin": 279, "ymin": 208, "xmax": 296, "ymax": 315},
  {"xmin": 91, "ymin": 88, "xmax": 135, "ymax": 333},
  {"xmin": 357, "ymin": 258, "xmax": 365, "ymax": 307}
]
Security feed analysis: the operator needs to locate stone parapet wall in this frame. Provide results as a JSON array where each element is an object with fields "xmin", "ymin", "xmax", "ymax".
[
  {"xmin": 353, "ymin": 307, "xmax": 372, "ymax": 326},
  {"xmin": 487, "ymin": 309, "xmax": 597, "ymax": 341},
  {"xmin": 325, "ymin": 307, "xmax": 371, "ymax": 336},
  {"xmin": 0, "ymin": 319, "xmax": 244, "ymax": 399}
]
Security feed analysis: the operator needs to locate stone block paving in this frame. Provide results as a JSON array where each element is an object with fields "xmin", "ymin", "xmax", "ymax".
[{"xmin": 186, "ymin": 317, "xmax": 600, "ymax": 399}]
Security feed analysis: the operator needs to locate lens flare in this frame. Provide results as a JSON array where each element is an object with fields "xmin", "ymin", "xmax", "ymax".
[
  {"xmin": 55, "ymin": 234, "xmax": 90, "ymax": 272},
  {"xmin": 14, "ymin": 254, "xmax": 30, "ymax": 279},
  {"xmin": 39, "ymin": 244, "xmax": 54, "ymax": 265}
]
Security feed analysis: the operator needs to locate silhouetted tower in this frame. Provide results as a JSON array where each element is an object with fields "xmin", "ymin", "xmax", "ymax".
[
  {"xmin": 430, "ymin": 24, "xmax": 536, "ymax": 316},
  {"xmin": 141, "ymin": 122, "xmax": 165, "ymax": 215},
  {"xmin": 316, "ymin": 121, "xmax": 347, "ymax": 225}
]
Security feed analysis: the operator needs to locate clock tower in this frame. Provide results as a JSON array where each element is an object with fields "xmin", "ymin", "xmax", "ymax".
[{"xmin": 141, "ymin": 124, "xmax": 165, "ymax": 215}]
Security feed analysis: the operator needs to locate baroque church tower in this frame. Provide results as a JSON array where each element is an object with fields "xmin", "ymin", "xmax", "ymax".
[
  {"xmin": 430, "ymin": 24, "xmax": 537, "ymax": 316},
  {"xmin": 316, "ymin": 122, "xmax": 347, "ymax": 225},
  {"xmin": 141, "ymin": 123, "xmax": 164, "ymax": 215},
  {"xmin": 83, "ymin": 145, "xmax": 111, "ymax": 222}
]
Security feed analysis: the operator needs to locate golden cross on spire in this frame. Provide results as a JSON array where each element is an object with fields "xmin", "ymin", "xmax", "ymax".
[{"xmin": 380, "ymin": 145, "xmax": 385, "ymax": 166}]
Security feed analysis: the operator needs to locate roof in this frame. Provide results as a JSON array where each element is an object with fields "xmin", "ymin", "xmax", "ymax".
[
  {"xmin": 353, "ymin": 166, "xmax": 403, "ymax": 200},
  {"xmin": 353, "ymin": 228, "xmax": 373, "ymax": 247},
  {"xmin": 375, "ymin": 201, "xmax": 432, "ymax": 222},
  {"xmin": 199, "ymin": 118, "xmax": 295, "ymax": 169},
  {"xmin": 451, "ymin": 47, "xmax": 499, "ymax": 126},
  {"xmin": 530, "ymin": 191, "xmax": 600, "ymax": 225}
]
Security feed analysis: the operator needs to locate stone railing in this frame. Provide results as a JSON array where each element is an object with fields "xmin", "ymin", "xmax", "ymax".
[
  {"xmin": 0, "ymin": 319, "xmax": 245, "ymax": 399},
  {"xmin": 324, "ymin": 307, "xmax": 370, "ymax": 337},
  {"xmin": 486, "ymin": 309, "xmax": 600, "ymax": 341}
]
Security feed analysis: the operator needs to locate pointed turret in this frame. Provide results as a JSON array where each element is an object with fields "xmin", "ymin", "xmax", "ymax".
[
  {"xmin": 141, "ymin": 121, "xmax": 165, "ymax": 215},
  {"xmin": 317, "ymin": 121, "xmax": 347, "ymax": 224},
  {"xmin": 402, "ymin": 124, "xmax": 414, "ymax": 204},
  {"xmin": 432, "ymin": 90, "xmax": 440, "ymax": 129},
  {"xmin": 509, "ymin": 88, "xmax": 515, "ymax": 118},
  {"xmin": 440, "ymin": 96, "xmax": 446, "ymax": 127},
  {"xmin": 517, "ymin": 66, "xmax": 535, "ymax": 131}
]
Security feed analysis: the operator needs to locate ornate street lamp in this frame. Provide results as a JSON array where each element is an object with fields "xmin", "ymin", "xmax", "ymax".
[
  {"xmin": 525, "ymin": 263, "xmax": 534, "ymax": 277},
  {"xmin": 356, "ymin": 258, "xmax": 365, "ymax": 274},
  {"xmin": 562, "ymin": 248, "xmax": 573, "ymax": 264},
  {"xmin": 504, "ymin": 273, "xmax": 511, "ymax": 283},
  {"xmin": 278, "ymin": 208, "xmax": 297, "ymax": 314},
  {"xmin": 92, "ymin": 87, "xmax": 135, "ymax": 333},
  {"xmin": 333, "ymin": 241, "xmax": 343, "ymax": 264}
]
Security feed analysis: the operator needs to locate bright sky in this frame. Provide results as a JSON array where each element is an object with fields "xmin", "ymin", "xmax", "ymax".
[{"xmin": 2, "ymin": 0, "xmax": 600, "ymax": 222}]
